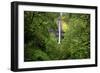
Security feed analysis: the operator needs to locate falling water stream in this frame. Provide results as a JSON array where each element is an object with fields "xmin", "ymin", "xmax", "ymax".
[{"xmin": 58, "ymin": 13, "xmax": 62, "ymax": 44}]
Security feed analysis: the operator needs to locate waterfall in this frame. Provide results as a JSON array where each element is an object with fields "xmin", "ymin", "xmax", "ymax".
[{"xmin": 58, "ymin": 13, "xmax": 62, "ymax": 44}]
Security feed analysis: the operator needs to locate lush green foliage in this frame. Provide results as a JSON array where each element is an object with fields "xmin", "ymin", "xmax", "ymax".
[{"xmin": 24, "ymin": 11, "xmax": 90, "ymax": 61}]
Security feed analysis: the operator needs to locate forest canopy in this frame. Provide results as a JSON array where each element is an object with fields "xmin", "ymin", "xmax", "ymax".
[{"xmin": 24, "ymin": 11, "xmax": 90, "ymax": 61}]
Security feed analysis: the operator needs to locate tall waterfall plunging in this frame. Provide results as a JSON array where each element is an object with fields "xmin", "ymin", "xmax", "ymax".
[{"xmin": 58, "ymin": 13, "xmax": 62, "ymax": 44}]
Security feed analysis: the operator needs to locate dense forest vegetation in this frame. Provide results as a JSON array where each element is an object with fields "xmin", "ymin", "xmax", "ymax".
[{"xmin": 24, "ymin": 11, "xmax": 90, "ymax": 61}]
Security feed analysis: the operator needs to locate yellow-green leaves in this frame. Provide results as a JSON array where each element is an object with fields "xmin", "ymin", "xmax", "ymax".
[{"xmin": 62, "ymin": 21, "xmax": 68, "ymax": 32}]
